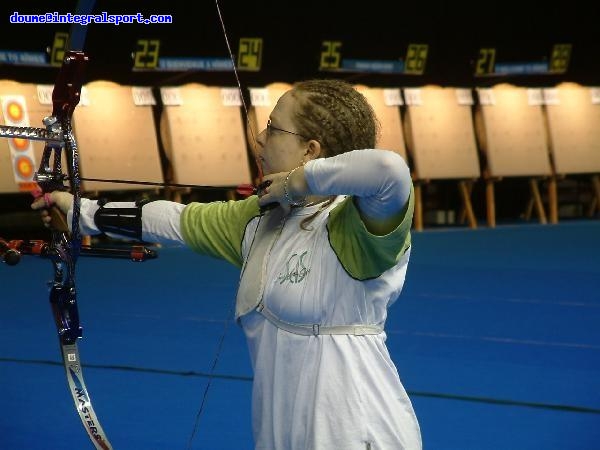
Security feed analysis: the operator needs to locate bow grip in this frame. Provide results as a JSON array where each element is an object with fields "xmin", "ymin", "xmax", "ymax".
[{"xmin": 50, "ymin": 283, "xmax": 82, "ymax": 345}]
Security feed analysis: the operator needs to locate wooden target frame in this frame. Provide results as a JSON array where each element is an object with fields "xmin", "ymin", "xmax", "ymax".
[
  {"xmin": 403, "ymin": 85, "xmax": 481, "ymax": 230},
  {"xmin": 544, "ymin": 82, "xmax": 600, "ymax": 218},
  {"xmin": 73, "ymin": 80, "xmax": 164, "ymax": 194},
  {"xmin": 354, "ymin": 85, "xmax": 407, "ymax": 159},
  {"xmin": 160, "ymin": 83, "xmax": 251, "ymax": 202},
  {"xmin": 474, "ymin": 83, "xmax": 554, "ymax": 227}
]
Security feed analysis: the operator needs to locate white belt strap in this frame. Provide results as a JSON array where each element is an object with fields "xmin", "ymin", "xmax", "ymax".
[{"xmin": 256, "ymin": 303, "xmax": 383, "ymax": 336}]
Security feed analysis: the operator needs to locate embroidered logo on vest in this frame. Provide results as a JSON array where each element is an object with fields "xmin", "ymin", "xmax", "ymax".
[{"xmin": 277, "ymin": 251, "xmax": 310, "ymax": 284}]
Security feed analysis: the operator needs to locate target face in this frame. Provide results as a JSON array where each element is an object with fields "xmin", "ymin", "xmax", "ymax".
[
  {"xmin": 12, "ymin": 137, "xmax": 29, "ymax": 150},
  {"xmin": 14, "ymin": 155, "xmax": 35, "ymax": 179},
  {"xmin": 5, "ymin": 100, "xmax": 24, "ymax": 122},
  {"xmin": 1, "ymin": 94, "xmax": 37, "ymax": 189}
]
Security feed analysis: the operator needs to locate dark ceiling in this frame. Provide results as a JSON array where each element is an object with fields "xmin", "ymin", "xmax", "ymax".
[{"xmin": 1, "ymin": 0, "xmax": 599, "ymax": 87}]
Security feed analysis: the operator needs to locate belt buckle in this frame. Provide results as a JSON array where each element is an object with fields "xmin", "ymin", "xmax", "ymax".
[{"xmin": 312, "ymin": 324, "xmax": 320, "ymax": 336}]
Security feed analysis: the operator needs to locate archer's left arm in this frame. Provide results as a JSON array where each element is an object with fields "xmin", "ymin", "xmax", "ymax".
[{"xmin": 33, "ymin": 192, "xmax": 186, "ymax": 244}]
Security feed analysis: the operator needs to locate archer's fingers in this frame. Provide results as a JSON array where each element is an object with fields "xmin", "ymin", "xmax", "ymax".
[
  {"xmin": 31, "ymin": 191, "xmax": 73, "ymax": 215},
  {"xmin": 39, "ymin": 208, "xmax": 69, "ymax": 231},
  {"xmin": 39, "ymin": 210, "xmax": 52, "ymax": 228},
  {"xmin": 31, "ymin": 197, "xmax": 47, "ymax": 210}
]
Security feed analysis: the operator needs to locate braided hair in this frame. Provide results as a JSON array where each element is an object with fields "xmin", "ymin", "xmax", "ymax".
[{"xmin": 291, "ymin": 79, "xmax": 380, "ymax": 157}]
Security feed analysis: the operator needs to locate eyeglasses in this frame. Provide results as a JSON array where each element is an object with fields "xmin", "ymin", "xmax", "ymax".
[{"xmin": 266, "ymin": 119, "xmax": 310, "ymax": 140}]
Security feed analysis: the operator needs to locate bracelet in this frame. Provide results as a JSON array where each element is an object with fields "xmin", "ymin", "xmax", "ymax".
[
  {"xmin": 43, "ymin": 193, "xmax": 55, "ymax": 208},
  {"xmin": 283, "ymin": 166, "xmax": 307, "ymax": 207}
]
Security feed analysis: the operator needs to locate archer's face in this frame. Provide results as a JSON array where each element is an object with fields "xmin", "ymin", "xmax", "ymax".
[{"xmin": 255, "ymin": 91, "xmax": 309, "ymax": 176}]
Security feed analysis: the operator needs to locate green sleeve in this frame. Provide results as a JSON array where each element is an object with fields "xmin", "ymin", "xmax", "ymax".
[
  {"xmin": 327, "ymin": 186, "xmax": 414, "ymax": 280},
  {"xmin": 180, "ymin": 196, "xmax": 261, "ymax": 268}
]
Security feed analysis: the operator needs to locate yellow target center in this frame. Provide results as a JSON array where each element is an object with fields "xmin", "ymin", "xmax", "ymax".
[{"xmin": 6, "ymin": 101, "xmax": 24, "ymax": 122}]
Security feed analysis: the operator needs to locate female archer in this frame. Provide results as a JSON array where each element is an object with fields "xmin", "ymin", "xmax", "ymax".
[{"xmin": 34, "ymin": 79, "xmax": 421, "ymax": 450}]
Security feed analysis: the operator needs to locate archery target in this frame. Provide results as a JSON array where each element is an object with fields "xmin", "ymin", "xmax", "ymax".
[
  {"xmin": 12, "ymin": 137, "xmax": 29, "ymax": 150},
  {"xmin": 14, "ymin": 155, "xmax": 35, "ymax": 178},
  {"xmin": 5, "ymin": 99, "xmax": 24, "ymax": 122},
  {"xmin": 1, "ymin": 95, "xmax": 37, "ymax": 188},
  {"xmin": 159, "ymin": 83, "xmax": 251, "ymax": 187}
]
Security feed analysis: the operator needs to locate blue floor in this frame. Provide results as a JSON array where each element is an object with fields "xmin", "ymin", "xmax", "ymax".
[{"xmin": 1, "ymin": 220, "xmax": 599, "ymax": 449}]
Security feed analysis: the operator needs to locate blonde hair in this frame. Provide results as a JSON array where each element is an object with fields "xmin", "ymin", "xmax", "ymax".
[{"xmin": 291, "ymin": 79, "xmax": 380, "ymax": 157}]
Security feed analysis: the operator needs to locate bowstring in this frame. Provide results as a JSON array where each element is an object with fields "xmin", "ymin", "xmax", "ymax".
[
  {"xmin": 214, "ymin": 0, "xmax": 264, "ymax": 181},
  {"xmin": 186, "ymin": 1, "xmax": 260, "ymax": 447}
]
